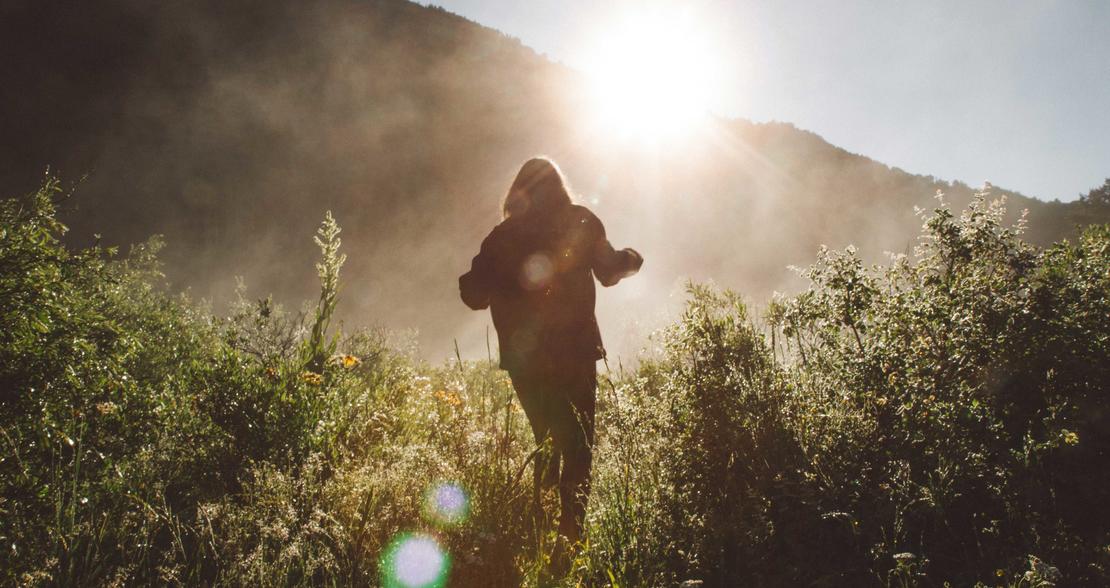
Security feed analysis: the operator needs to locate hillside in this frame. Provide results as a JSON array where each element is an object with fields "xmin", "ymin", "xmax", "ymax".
[{"xmin": 0, "ymin": 0, "xmax": 1102, "ymax": 361}]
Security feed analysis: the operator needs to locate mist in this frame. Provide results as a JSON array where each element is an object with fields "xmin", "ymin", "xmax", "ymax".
[{"xmin": 0, "ymin": 0, "xmax": 1092, "ymax": 364}]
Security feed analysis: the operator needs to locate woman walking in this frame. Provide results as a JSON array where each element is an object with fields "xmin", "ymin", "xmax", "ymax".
[{"xmin": 459, "ymin": 157, "xmax": 642, "ymax": 553}]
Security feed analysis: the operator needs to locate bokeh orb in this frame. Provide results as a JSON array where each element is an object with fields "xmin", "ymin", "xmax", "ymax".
[
  {"xmin": 424, "ymin": 481, "xmax": 470, "ymax": 526},
  {"xmin": 381, "ymin": 533, "xmax": 449, "ymax": 588},
  {"xmin": 519, "ymin": 252, "xmax": 554, "ymax": 290}
]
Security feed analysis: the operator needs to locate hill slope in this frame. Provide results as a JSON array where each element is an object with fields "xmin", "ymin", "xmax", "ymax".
[{"xmin": 0, "ymin": 0, "xmax": 1100, "ymax": 359}]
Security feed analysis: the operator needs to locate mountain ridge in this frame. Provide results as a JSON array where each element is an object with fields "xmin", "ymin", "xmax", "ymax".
[{"xmin": 1, "ymin": 0, "xmax": 1101, "ymax": 360}]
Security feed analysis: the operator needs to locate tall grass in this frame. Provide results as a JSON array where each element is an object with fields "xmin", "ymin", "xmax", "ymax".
[{"xmin": 2, "ymin": 180, "xmax": 1107, "ymax": 586}]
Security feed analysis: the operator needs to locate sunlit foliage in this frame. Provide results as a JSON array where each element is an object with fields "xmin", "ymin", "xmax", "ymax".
[
  {"xmin": 1, "ymin": 180, "xmax": 1107, "ymax": 586},
  {"xmin": 578, "ymin": 192, "xmax": 1110, "ymax": 586}
]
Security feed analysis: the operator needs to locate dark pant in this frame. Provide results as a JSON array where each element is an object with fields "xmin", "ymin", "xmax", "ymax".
[{"xmin": 508, "ymin": 362, "xmax": 597, "ymax": 543}]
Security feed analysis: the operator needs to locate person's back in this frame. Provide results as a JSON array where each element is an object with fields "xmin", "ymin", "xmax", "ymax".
[
  {"xmin": 460, "ymin": 202, "xmax": 639, "ymax": 373},
  {"xmin": 458, "ymin": 157, "xmax": 641, "ymax": 564}
]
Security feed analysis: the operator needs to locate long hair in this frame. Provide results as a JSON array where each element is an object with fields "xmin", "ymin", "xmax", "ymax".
[{"xmin": 502, "ymin": 157, "xmax": 573, "ymax": 219}]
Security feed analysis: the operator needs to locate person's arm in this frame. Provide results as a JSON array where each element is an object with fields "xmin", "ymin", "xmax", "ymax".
[
  {"xmin": 590, "ymin": 214, "xmax": 643, "ymax": 287},
  {"xmin": 459, "ymin": 232, "xmax": 495, "ymax": 310}
]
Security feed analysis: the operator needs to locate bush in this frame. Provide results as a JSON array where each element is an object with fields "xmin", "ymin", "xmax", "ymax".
[
  {"xmin": 576, "ymin": 193, "xmax": 1109, "ymax": 586},
  {"xmin": 1, "ymin": 178, "xmax": 543, "ymax": 586},
  {"xmin": 3, "ymin": 179, "xmax": 1106, "ymax": 586}
]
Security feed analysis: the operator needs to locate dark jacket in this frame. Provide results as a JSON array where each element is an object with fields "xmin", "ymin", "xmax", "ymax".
[{"xmin": 459, "ymin": 204, "xmax": 642, "ymax": 373}]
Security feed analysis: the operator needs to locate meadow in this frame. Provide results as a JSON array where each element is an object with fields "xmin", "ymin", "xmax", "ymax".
[{"xmin": 2, "ymin": 178, "xmax": 1107, "ymax": 586}]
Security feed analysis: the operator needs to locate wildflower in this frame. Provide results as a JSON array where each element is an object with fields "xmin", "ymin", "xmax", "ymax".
[
  {"xmin": 340, "ymin": 354, "xmax": 361, "ymax": 369},
  {"xmin": 1026, "ymin": 555, "xmax": 1062, "ymax": 583},
  {"xmin": 434, "ymin": 389, "xmax": 462, "ymax": 407},
  {"xmin": 1062, "ymin": 430, "xmax": 1079, "ymax": 446},
  {"xmin": 95, "ymin": 401, "xmax": 118, "ymax": 415},
  {"xmin": 301, "ymin": 371, "xmax": 323, "ymax": 386},
  {"xmin": 996, "ymin": 569, "xmax": 1005, "ymax": 577}
]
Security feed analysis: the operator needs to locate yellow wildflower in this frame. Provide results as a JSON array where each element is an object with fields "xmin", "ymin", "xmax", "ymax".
[
  {"xmin": 341, "ymin": 354, "xmax": 361, "ymax": 369},
  {"xmin": 1063, "ymin": 430, "xmax": 1079, "ymax": 446},
  {"xmin": 433, "ymin": 389, "xmax": 462, "ymax": 406},
  {"xmin": 995, "ymin": 569, "xmax": 1005, "ymax": 577},
  {"xmin": 301, "ymin": 371, "xmax": 323, "ymax": 386}
]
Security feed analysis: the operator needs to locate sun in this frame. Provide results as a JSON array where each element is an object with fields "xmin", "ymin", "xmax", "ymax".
[{"xmin": 581, "ymin": 8, "xmax": 721, "ymax": 142}]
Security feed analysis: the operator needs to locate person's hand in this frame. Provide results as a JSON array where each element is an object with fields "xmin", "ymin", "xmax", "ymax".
[{"xmin": 624, "ymin": 249, "xmax": 644, "ymax": 272}]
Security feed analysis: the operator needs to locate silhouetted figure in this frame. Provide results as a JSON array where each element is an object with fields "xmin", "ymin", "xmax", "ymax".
[{"xmin": 459, "ymin": 157, "xmax": 642, "ymax": 551}]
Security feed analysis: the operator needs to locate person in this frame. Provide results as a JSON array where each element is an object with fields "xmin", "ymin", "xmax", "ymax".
[{"xmin": 459, "ymin": 157, "xmax": 642, "ymax": 548}]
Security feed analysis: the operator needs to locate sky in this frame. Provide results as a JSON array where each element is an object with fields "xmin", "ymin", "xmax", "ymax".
[{"xmin": 422, "ymin": 0, "xmax": 1109, "ymax": 202}]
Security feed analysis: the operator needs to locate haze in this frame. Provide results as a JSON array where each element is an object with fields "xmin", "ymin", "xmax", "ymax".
[
  {"xmin": 426, "ymin": 0, "xmax": 1110, "ymax": 202},
  {"xmin": 1, "ymin": 0, "xmax": 1105, "ymax": 367}
]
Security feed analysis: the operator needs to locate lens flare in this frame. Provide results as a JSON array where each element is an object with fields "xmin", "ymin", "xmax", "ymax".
[
  {"xmin": 520, "ymin": 252, "xmax": 554, "ymax": 290},
  {"xmin": 381, "ymin": 533, "xmax": 449, "ymax": 588},
  {"xmin": 424, "ymin": 482, "xmax": 470, "ymax": 526}
]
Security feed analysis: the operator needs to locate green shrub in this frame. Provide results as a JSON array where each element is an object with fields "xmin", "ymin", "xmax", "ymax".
[
  {"xmin": 3, "ymin": 179, "xmax": 1106, "ymax": 586},
  {"xmin": 0, "ymin": 179, "xmax": 406, "ymax": 584},
  {"xmin": 576, "ymin": 193, "xmax": 1108, "ymax": 587},
  {"xmin": 768, "ymin": 196, "xmax": 1110, "ymax": 585}
]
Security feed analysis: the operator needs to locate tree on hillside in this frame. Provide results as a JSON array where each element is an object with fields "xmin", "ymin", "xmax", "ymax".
[
  {"xmin": 1070, "ymin": 178, "xmax": 1110, "ymax": 228},
  {"xmin": 1080, "ymin": 178, "xmax": 1110, "ymax": 208}
]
